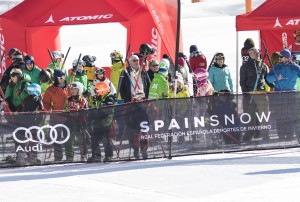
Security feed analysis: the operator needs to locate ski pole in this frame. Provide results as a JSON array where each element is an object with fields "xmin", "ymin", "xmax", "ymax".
[
  {"xmin": 47, "ymin": 48, "xmax": 56, "ymax": 68},
  {"xmin": 61, "ymin": 47, "xmax": 71, "ymax": 71}
]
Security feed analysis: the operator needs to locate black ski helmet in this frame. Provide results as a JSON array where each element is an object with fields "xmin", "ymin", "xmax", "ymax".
[
  {"xmin": 8, "ymin": 48, "xmax": 19, "ymax": 59},
  {"xmin": 139, "ymin": 43, "xmax": 154, "ymax": 55},
  {"xmin": 39, "ymin": 69, "xmax": 53, "ymax": 83},
  {"xmin": 82, "ymin": 55, "xmax": 96, "ymax": 67},
  {"xmin": 24, "ymin": 55, "xmax": 35, "ymax": 66}
]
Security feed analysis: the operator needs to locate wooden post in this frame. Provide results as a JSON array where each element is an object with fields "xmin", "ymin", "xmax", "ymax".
[{"xmin": 245, "ymin": 0, "xmax": 253, "ymax": 12}]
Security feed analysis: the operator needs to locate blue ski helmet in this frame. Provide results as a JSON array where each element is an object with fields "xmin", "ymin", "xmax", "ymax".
[{"xmin": 27, "ymin": 83, "xmax": 41, "ymax": 96}]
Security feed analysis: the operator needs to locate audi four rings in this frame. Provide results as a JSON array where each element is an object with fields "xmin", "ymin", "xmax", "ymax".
[{"xmin": 13, "ymin": 124, "xmax": 70, "ymax": 145}]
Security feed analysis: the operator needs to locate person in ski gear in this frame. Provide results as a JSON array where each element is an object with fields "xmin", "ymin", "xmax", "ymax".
[
  {"xmin": 39, "ymin": 69, "xmax": 53, "ymax": 95},
  {"xmin": 148, "ymin": 60, "xmax": 169, "ymax": 99},
  {"xmin": 48, "ymin": 50, "xmax": 64, "ymax": 72},
  {"xmin": 43, "ymin": 69, "xmax": 71, "ymax": 162},
  {"xmin": 241, "ymin": 38, "xmax": 255, "ymax": 64},
  {"xmin": 1, "ymin": 49, "xmax": 25, "ymax": 93},
  {"xmin": 266, "ymin": 49, "xmax": 300, "ymax": 141},
  {"xmin": 12, "ymin": 83, "xmax": 44, "ymax": 166},
  {"xmin": 208, "ymin": 52, "xmax": 234, "ymax": 92},
  {"xmin": 169, "ymin": 73, "xmax": 190, "ymax": 98},
  {"xmin": 194, "ymin": 68, "xmax": 214, "ymax": 97},
  {"xmin": 109, "ymin": 51, "xmax": 125, "ymax": 94},
  {"xmin": 22, "ymin": 55, "xmax": 42, "ymax": 85},
  {"xmin": 189, "ymin": 45, "xmax": 207, "ymax": 71},
  {"xmin": 147, "ymin": 59, "xmax": 159, "ymax": 82},
  {"xmin": 88, "ymin": 81, "xmax": 116, "ymax": 162},
  {"xmin": 119, "ymin": 54, "xmax": 150, "ymax": 103},
  {"xmin": 240, "ymin": 47, "xmax": 271, "ymax": 141},
  {"xmin": 67, "ymin": 58, "xmax": 92, "ymax": 100},
  {"xmin": 92, "ymin": 67, "xmax": 116, "ymax": 98},
  {"xmin": 64, "ymin": 81, "xmax": 88, "ymax": 162},
  {"xmin": 267, "ymin": 49, "xmax": 300, "ymax": 91},
  {"xmin": 4, "ymin": 68, "xmax": 30, "ymax": 112},
  {"xmin": 82, "ymin": 55, "xmax": 97, "ymax": 85}
]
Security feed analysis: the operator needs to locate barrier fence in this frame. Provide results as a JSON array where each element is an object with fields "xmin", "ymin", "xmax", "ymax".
[{"xmin": 1, "ymin": 92, "xmax": 300, "ymax": 167}]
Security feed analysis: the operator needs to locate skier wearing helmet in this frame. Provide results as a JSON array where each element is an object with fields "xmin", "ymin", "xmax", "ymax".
[
  {"xmin": 109, "ymin": 50, "xmax": 125, "ymax": 100},
  {"xmin": 67, "ymin": 58, "xmax": 92, "ymax": 101},
  {"xmin": 22, "ymin": 55, "xmax": 42, "ymax": 85},
  {"xmin": 82, "ymin": 55, "xmax": 97, "ymax": 85},
  {"xmin": 5, "ymin": 68, "xmax": 30, "ymax": 112},
  {"xmin": 64, "ymin": 81, "xmax": 88, "ymax": 162},
  {"xmin": 1, "ymin": 49, "xmax": 25, "ymax": 93},
  {"xmin": 8, "ymin": 83, "xmax": 44, "ymax": 166},
  {"xmin": 48, "ymin": 50, "xmax": 64, "ymax": 72},
  {"xmin": 194, "ymin": 68, "xmax": 214, "ymax": 97},
  {"xmin": 88, "ymin": 81, "xmax": 116, "ymax": 162},
  {"xmin": 43, "ymin": 69, "xmax": 71, "ymax": 162},
  {"xmin": 92, "ymin": 67, "xmax": 116, "ymax": 98}
]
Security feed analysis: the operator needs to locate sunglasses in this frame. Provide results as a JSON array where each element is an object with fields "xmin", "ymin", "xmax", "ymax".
[
  {"xmin": 57, "ymin": 76, "xmax": 65, "ymax": 80},
  {"xmin": 132, "ymin": 59, "xmax": 139, "ymax": 62},
  {"xmin": 151, "ymin": 64, "xmax": 159, "ymax": 67}
]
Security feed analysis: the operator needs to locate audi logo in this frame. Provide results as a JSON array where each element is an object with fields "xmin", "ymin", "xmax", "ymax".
[{"xmin": 13, "ymin": 124, "xmax": 70, "ymax": 145}]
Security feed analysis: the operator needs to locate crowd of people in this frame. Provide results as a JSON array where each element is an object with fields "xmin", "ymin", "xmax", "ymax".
[{"xmin": 1, "ymin": 36, "xmax": 300, "ymax": 165}]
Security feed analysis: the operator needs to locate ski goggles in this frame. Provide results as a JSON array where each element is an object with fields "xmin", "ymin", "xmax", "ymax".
[
  {"xmin": 95, "ymin": 69, "xmax": 105, "ymax": 74},
  {"xmin": 10, "ymin": 73, "xmax": 21, "ymax": 77},
  {"xmin": 25, "ymin": 60, "xmax": 33, "ymax": 64}
]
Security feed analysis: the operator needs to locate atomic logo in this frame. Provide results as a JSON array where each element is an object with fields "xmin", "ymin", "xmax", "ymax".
[
  {"xmin": 45, "ymin": 15, "xmax": 55, "ymax": 23},
  {"xmin": 274, "ymin": 17, "xmax": 282, "ymax": 28}
]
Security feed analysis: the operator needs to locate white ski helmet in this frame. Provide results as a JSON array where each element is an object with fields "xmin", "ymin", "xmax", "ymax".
[
  {"xmin": 69, "ymin": 82, "xmax": 84, "ymax": 95},
  {"xmin": 52, "ymin": 51, "xmax": 64, "ymax": 59}
]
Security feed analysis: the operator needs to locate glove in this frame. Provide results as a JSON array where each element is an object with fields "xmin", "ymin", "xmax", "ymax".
[
  {"xmin": 82, "ymin": 91, "xmax": 91, "ymax": 98},
  {"xmin": 93, "ymin": 95, "xmax": 100, "ymax": 101}
]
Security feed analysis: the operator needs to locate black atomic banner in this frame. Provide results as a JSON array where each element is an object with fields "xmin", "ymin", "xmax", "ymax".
[{"xmin": 1, "ymin": 92, "xmax": 300, "ymax": 167}]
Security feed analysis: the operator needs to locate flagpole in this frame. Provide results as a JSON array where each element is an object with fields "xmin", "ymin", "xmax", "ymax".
[{"xmin": 169, "ymin": 0, "xmax": 181, "ymax": 160}]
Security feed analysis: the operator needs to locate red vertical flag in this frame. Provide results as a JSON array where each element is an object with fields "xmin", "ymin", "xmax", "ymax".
[{"xmin": 144, "ymin": 0, "xmax": 181, "ymax": 61}]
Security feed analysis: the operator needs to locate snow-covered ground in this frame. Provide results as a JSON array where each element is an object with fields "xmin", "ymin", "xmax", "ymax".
[
  {"xmin": 1, "ymin": 148, "xmax": 300, "ymax": 202},
  {"xmin": 3, "ymin": 1, "xmax": 299, "ymax": 202}
]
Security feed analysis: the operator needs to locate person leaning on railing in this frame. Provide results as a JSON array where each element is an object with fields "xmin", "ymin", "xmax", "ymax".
[{"xmin": 266, "ymin": 49, "xmax": 300, "ymax": 141}]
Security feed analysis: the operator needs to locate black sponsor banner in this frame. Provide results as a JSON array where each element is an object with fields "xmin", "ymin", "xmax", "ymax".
[{"xmin": 0, "ymin": 92, "xmax": 300, "ymax": 167}]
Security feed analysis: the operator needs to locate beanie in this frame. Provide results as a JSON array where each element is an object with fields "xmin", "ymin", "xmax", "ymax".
[
  {"xmin": 189, "ymin": 45, "xmax": 198, "ymax": 54},
  {"xmin": 279, "ymin": 49, "xmax": 291, "ymax": 59},
  {"xmin": 53, "ymin": 69, "xmax": 65, "ymax": 79},
  {"xmin": 178, "ymin": 57, "xmax": 185, "ymax": 67}
]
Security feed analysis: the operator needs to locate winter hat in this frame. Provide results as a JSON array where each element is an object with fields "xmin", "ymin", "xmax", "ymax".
[
  {"xmin": 160, "ymin": 58, "xmax": 170, "ymax": 69},
  {"xmin": 53, "ymin": 69, "xmax": 65, "ymax": 80},
  {"xmin": 178, "ymin": 57, "xmax": 185, "ymax": 67},
  {"xmin": 194, "ymin": 68, "xmax": 208, "ymax": 86},
  {"xmin": 279, "ymin": 49, "xmax": 291, "ymax": 59},
  {"xmin": 189, "ymin": 45, "xmax": 198, "ymax": 54},
  {"xmin": 158, "ymin": 66, "xmax": 168, "ymax": 77},
  {"xmin": 243, "ymin": 38, "xmax": 255, "ymax": 49}
]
